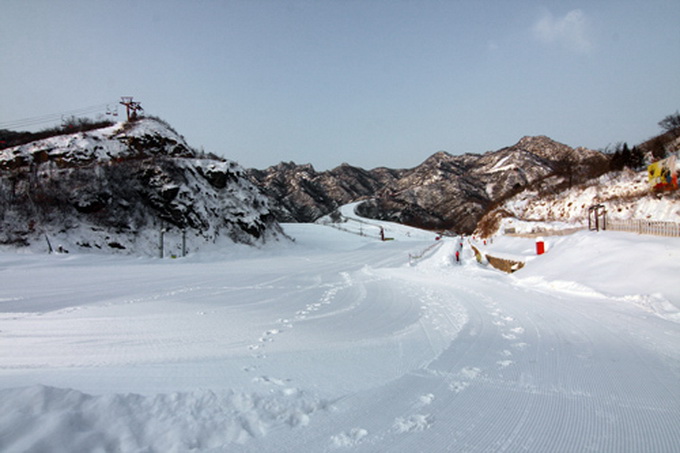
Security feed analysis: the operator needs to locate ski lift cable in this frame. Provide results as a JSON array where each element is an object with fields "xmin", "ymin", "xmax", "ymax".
[
  {"xmin": 4, "ymin": 105, "xmax": 101, "ymax": 124},
  {"xmin": 0, "ymin": 102, "xmax": 118, "ymax": 130},
  {"xmin": 22, "ymin": 102, "xmax": 112, "ymax": 120},
  {"xmin": 0, "ymin": 113, "xmax": 67, "ymax": 129},
  {"xmin": 0, "ymin": 104, "xmax": 111, "ymax": 129},
  {"xmin": 0, "ymin": 110, "xmax": 103, "ymax": 130}
]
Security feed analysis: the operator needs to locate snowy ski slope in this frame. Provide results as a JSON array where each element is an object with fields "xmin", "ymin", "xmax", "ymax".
[{"xmin": 0, "ymin": 211, "xmax": 679, "ymax": 452}]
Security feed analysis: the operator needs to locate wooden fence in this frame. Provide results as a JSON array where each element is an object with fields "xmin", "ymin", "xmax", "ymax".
[
  {"xmin": 505, "ymin": 227, "xmax": 585, "ymax": 238},
  {"xmin": 605, "ymin": 219, "xmax": 680, "ymax": 237}
]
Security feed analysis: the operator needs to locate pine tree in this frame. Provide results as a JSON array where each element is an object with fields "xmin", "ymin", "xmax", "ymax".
[
  {"xmin": 620, "ymin": 143, "xmax": 632, "ymax": 168},
  {"xmin": 609, "ymin": 150, "xmax": 623, "ymax": 171},
  {"xmin": 630, "ymin": 146, "xmax": 645, "ymax": 169}
]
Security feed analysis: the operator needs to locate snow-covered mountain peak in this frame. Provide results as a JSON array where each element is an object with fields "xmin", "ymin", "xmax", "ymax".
[
  {"xmin": 514, "ymin": 135, "xmax": 572, "ymax": 157},
  {"xmin": 420, "ymin": 150, "xmax": 455, "ymax": 165}
]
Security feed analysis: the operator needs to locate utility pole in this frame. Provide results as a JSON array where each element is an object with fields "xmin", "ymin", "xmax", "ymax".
[
  {"xmin": 159, "ymin": 227, "xmax": 166, "ymax": 258},
  {"xmin": 119, "ymin": 96, "xmax": 143, "ymax": 121}
]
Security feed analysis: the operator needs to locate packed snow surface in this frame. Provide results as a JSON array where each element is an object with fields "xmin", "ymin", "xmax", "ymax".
[{"xmin": 1, "ymin": 211, "xmax": 679, "ymax": 452}]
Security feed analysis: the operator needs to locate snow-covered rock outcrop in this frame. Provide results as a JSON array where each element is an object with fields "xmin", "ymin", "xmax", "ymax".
[
  {"xmin": 0, "ymin": 118, "xmax": 284, "ymax": 254},
  {"xmin": 477, "ymin": 168, "xmax": 680, "ymax": 236}
]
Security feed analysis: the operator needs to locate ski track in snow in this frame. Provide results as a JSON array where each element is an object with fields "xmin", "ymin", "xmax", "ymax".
[
  {"xmin": 0, "ymin": 225, "xmax": 679, "ymax": 452},
  {"xmin": 311, "ymin": 239, "xmax": 680, "ymax": 452}
]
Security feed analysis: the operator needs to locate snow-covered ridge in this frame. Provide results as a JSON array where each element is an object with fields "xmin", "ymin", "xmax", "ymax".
[
  {"xmin": 0, "ymin": 119, "xmax": 193, "ymax": 170},
  {"xmin": 0, "ymin": 118, "xmax": 285, "ymax": 254},
  {"xmin": 481, "ymin": 167, "xmax": 680, "ymax": 236}
]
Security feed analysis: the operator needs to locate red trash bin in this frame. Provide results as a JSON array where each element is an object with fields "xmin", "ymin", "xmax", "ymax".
[{"xmin": 536, "ymin": 237, "xmax": 545, "ymax": 255}]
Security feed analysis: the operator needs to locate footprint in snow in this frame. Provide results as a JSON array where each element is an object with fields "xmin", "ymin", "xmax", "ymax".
[
  {"xmin": 394, "ymin": 414, "xmax": 434, "ymax": 433},
  {"xmin": 449, "ymin": 366, "xmax": 482, "ymax": 393},
  {"xmin": 330, "ymin": 428, "xmax": 368, "ymax": 448},
  {"xmin": 418, "ymin": 393, "xmax": 435, "ymax": 406},
  {"xmin": 253, "ymin": 375, "xmax": 290, "ymax": 386},
  {"xmin": 295, "ymin": 310, "xmax": 308, "ymax": 319},
  {"xmin": 459, "ymin": 366, "xmax": 482, "ymax": 379},
  {"xmin": 258, "ymin": 328, "xmax": 283, "ymax": 343},
  {"xmin": 450, "ymin": 380, "xmax": 470, "ymax": 393},
  {"xmin": 276, "ymin": 318, "xmax": 293, "ymax": 328}
]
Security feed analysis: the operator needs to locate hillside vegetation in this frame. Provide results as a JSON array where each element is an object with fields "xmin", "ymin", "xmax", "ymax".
[
  {"xmin": 0, "ymin": 117, "xmax": 115, "ymax": 150},
  {"xmin": 476, "ymin": 115, "xmax": 680, "ymax": 237}
]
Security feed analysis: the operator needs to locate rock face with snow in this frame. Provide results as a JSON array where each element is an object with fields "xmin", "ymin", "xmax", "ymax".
[
  {"xmin": 0, "ymin": 118, "xmax": 283, "ymax": 254},
  {"xmin": 248, "ymin": 136, "xmax": 607, "ymax": 233},
  {"xmin": 247, "ymin": 162, "xmax": 401, "ymax": 222}
]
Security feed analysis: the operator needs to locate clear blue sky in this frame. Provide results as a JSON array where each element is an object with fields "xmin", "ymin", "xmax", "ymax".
[{"xmin": 2, "ymin": 0, "xmax": 679, "ymax": 170}]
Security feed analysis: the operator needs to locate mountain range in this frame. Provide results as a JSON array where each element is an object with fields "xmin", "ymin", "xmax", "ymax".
[
  {"xmin": 247, "ymin": 136, "xmax": 608, "ymax": 233},
  {"xmin": 0, "ymin": 117, "xmax": 617, "ymax": 255}
]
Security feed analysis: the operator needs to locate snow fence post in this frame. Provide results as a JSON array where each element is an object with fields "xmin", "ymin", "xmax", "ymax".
[{"xmin": 44, "ymin": 234, "xmax": 54, "ymax": 254}]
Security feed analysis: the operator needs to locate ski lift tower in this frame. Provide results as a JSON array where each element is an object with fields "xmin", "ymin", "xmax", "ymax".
[{"xmin": 119, "ymin": 96, "xmax": 143, "ymax": 121}]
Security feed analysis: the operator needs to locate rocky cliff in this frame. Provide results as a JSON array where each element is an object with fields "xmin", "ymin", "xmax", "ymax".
[{"xmin": 0, "ymin": 118, "xmax": 284, "ymax": 254}]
